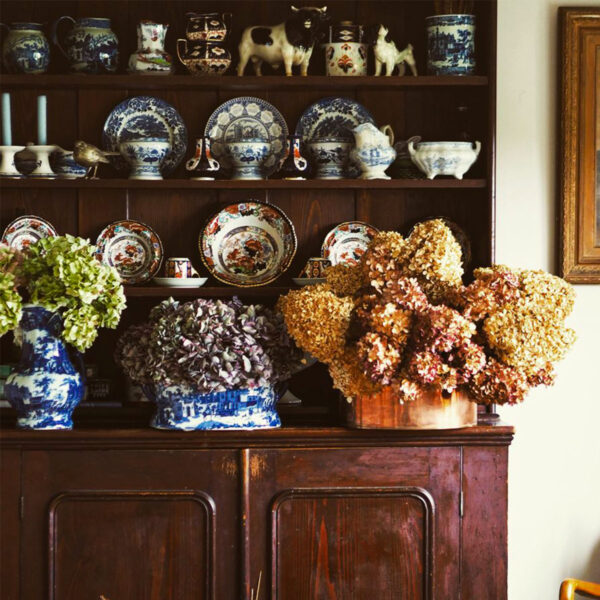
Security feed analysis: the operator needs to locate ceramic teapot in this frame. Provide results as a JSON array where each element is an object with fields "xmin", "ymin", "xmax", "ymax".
[
  {"xmin": 1, "ymin": 22, "xmax": 50, "ymax": 73},
  {"xmin": 185, "ymin": 12, "xmax": 231, "ymax": 43},
  {"xmin": 52, "ymin": 16, "xmax": 119, "ymax": 73},
  {"xmin": 350, "ymin": 122, "xmax": 396, "ymax": 179}
]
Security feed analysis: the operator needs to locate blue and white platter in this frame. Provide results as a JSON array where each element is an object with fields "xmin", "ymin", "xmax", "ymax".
[
  {"xmin": 102, "ymin": 96, "xmax": 187, "ymax": 175},
  {"xmin": 205, "ymin": 96, "xmax": 288, "ymax": 176},
  {"xmin": 295, "ymin": 96, "xmax": 376, "ymax": 143}
]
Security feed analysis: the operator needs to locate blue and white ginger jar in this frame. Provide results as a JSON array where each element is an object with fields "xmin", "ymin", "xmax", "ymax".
[
  {"xmin": 5, "ymin": 305, "xmax": 84, "ymax": 430},
  {"xmin": 147, "ymin": 384, "xmax": 282, "ymax": 431}
]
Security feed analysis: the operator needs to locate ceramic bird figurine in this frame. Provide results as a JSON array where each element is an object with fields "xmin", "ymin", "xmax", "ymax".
[{"xmin": 73, "ymin": 140, "xmax": 119, "ymax": 179}]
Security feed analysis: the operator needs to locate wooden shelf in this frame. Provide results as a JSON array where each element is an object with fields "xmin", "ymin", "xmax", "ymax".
[
  {"xmin": 0, "ymin": 74, "xmax": 490, "ymax": 91},
  {"xmin": 0, "ymin": 178, "xmax": 487, "ymax": 190},
  {"xmin": 125, "ymin": 285, "xmax": 290, "ymax": 298}
]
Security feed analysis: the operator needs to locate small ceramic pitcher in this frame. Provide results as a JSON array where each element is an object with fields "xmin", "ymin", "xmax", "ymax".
[
  {"xmin": 350, "ymin": 122, "xmax": 396, "ymax": 179},
  {"xmin": 52, "ymin": 16, "xmax": 119, "ymax": 73},
  {"xmin": 1, "ymin": 22, "xmax": 50, "ymax": 74},
  {"xmin": 128, "ymin": 20, "xmax": 173, "ymax": 74}
]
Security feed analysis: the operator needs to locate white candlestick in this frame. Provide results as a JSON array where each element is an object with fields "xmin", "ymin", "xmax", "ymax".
[
  {"xmin": 37, "ymin": 95, "xmax": 47, "ymax": 145},
  {"xmin": 2, "ymin": 93, "xmax": 12, "ymax": 146}
]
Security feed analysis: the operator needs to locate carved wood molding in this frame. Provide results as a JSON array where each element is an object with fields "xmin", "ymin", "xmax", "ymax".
[
  {"xmin": 47, "ymin": 490, "xmax": 216, "ymax": 600},
  {"xmin": 559, "ymin": 8, "xmax": 600, "ymax": 282}
]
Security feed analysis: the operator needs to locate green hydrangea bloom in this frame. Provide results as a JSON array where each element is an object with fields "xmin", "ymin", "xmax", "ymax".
[{"xmin": 0, "ymin": 271, "xmax": 22, "ymax": 336}]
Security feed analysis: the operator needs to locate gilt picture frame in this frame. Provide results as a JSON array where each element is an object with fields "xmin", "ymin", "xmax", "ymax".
[{"xmin": 559, "ymin": 8, "xmax": 600, "ymax": 283}]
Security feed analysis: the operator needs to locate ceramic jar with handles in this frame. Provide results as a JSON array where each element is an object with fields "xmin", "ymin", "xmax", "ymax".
[
  {"xmin": 1, "ymin": 22, "xmax": 50, "ymax": 74},
  {"xmin": 323, "ymin": 20, "xmax": 367, "ymax": 76},
  {"xmin": 52, "ymin": 16, "xmax": 119, "ymax": 73}
]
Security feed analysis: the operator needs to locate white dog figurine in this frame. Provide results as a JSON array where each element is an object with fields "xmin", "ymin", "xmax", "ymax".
[{"xmin": 373, "ymin": 25, "xmax": 417, "ymax": 77}]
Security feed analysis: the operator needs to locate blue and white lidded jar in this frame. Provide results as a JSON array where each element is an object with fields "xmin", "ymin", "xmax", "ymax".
[{"xmin": 426, "ymin": 14, "xmax": 475, "ymax": 76}]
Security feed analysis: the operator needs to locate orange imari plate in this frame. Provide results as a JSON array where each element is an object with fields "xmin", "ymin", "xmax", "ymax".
[
  {"xmin": 200, "ymin": 201, "xmax": 296, "ymax": 287},
  {"xmin": 321, "ymin": 221, "xmax": 379, "ymax": 266},
  {"xmin": 95, "ymin": 220, "xmax": 163, "ymax": 284},
  {"xmin": 1, "ymin": 215, "xmax": 57, "ymax": 251}
]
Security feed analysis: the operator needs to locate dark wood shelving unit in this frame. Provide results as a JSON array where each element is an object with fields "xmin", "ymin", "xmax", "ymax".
[
  {"xmin": 0, "ymin": 73, "xmax": 490, "ymax": 90},
  {"xmin": 0, "ymin": 177, "xmax": 488, "ymax": 189},
  {"xmin": 0, "ymin": 1, "xmax": 505, "ymax": 598},
  {"xmin": 124, "ymin": 285, "xmax": 290, "ymax": 297}
]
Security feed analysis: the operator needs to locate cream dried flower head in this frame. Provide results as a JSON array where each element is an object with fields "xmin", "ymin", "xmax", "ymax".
[
  {"xmin": 324, "ymin": 262, "xmax": 366, "ymax": 296},
  {"xmin": 277, "ymin": 284, "xmax": 354, "ymax": 363}
]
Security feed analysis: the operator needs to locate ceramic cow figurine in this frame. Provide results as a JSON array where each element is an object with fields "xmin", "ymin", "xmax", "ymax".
[
  {"xmin": 237, "ymin": 6, "xmax": 328, "ymax": 76},
  {"xmin": 373, "ymin": 25, "xmax": 417, "ymax": 76}
]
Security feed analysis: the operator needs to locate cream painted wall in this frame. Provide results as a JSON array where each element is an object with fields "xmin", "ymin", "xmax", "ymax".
[{"xmin": 497, "ymin": 0, "xmax": 600, "ymax": 597}]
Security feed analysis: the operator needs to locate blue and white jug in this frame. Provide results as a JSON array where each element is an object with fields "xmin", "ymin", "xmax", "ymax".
[
  {"xmin": 0, "ymin": 22, "xmax": 50, "ymax": 74},
  {"xmin": 350, "ymin": 122, "xmax": 396, "ymax": 180},
  {"xmin": 52, "ymin": 16, "xmax": 119, "ymax": 73}
]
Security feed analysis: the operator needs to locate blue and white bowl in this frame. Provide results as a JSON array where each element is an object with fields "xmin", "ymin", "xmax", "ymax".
[
  {"xmin": 426, "ymin": 14, "xmax": 475, "ymax": 75},
  {"xmin": 308, "ymin": 139, "xmax": 352, "ymax": 180},
  {"xmin": 119, "ymin": 138, "xmax": 170, "ymax": 180},
  {"xmin": 223, "ymin": 139, "xmax": 271, "ymax": 180},
  {"xmin": 50, "ymin": 148, "xmax": 88, "ymax": 179},
  {"xmin": 148, "ymin": 384, "xmax": 281, "ymax": 430}
]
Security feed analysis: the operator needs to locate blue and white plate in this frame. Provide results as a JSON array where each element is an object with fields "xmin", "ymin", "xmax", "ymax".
[
  {"xmin": 102, "ymin": 96, "xmax": 188, "ymax": 175},
  {"xmin": 295, "ymin": 97, "xmax": 376, "ymax": 143},
  {"xmin": 205, "ymin": 97, "xmax": 288, "ymax": 176}
]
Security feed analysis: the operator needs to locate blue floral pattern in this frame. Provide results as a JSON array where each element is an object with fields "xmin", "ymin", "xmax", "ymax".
[
  {"xmin": 426, "ymin": 15, "xmax": 475, "ymax": 75},
  {"xmin": 102, "ymin": 96, "xmax": 188, "ymax": 175}
]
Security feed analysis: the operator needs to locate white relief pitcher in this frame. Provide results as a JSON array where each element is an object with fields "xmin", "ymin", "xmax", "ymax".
[{"xmin": 350, "ymin": 122, "xmax": 396, "ymax": 179}]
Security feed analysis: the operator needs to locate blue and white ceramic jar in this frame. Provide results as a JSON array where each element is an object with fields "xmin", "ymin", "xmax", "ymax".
[
  {"xmin": 0, "ymin": 22, "xmax": 50, "ymax": 74},
  {"xmin": 119, "ymin": 138, "xmax": 170, "ymax": 180},
  {"xmin": 148, "ymin": 384, "xmax": 281, "ymax": 430},
  {"xmin": 52, "ymin": 16, "xmax": 119, "ymax": 74},
  {"xmin": 5, "ymin": 305, "xmax": 84, "ymax": 430},
  {"xmin": 426, "ymin": 14, "xmax": 475, "ymax": 75},
  {"xmin": 224, "ymin": 139, "xmax": 271, "ymax": 180},
  {"xmin": 307, "ymin": 139, "xmax": 352, "ymax": 179}
]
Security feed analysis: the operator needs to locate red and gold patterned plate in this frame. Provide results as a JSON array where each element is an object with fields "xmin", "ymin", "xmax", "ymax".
[
  {"xmin": 95, "ymin": 220, "xmax": 163, "ymax": 284},
  {"xmin": 1, "ymin": 215, "xmax": 58, "ymax": 251},
  {"xmin": 200, "ymin": 201, "xmax": 296, "ymax": 287},
  {"xmin": 321, "ymin": 221, "xmax": 379, "ymax": 266}
]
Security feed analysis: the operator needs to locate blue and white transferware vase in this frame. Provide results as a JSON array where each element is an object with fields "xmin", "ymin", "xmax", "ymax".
[
  {"xmin": 147, "ymin": 384, "xmax": 281, "ymax": 431},
  {"xmin": 52, "ymin": 16, "xmax": 119, "ymax": 74},
  {"xmin": 0, "ymin": 22, "xmax": 50, "ymax": 74},
  {"xmin": 350, "ymin": 122, "xmax": 396, "ymax": 180},
  {"xmin": 426, "ymin": 14, "xmax": 475, "ymax": 76},
  {"xmin": 5, "ymin": 305, "xmax": 84, "ymax": 430}
]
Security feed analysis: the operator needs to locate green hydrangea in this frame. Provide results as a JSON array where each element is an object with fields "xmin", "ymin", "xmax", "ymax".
[
  {"xmin": 18, "ymin": 235, "xmax": 126, "ymax": 352},
  {"xmin": 0, "ymin": 271, "xmax": 22, "ymax": 336}
]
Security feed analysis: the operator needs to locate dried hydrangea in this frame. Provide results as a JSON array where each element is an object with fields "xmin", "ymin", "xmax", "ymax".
[
  {"xmin": 116, "ymin": 298, "xmax": 303, "ymax": 394},
  {"xmin": 467, "ymin": 358, "xmax": 530, "ymax": 405},
  {"xmin": 114, "ymin": 323, "xmax": 154, "ymax": 385},
  {"xmin": 460, "ymin": 265, "xmax": 521, "ymax": 321},
  {"xmin": 406, "ymin": 305, "xmax": 486, "ymax": 393},
  {"xmin": 356, "ymin": 331, "xmax": 404, "ymax": 385},
  {"xmin": 400, "ymin": 220, "xmax": 464, "ymax": 304},
  {"xmin": 277, "ymin": 284, "xmax": 354, "ymax": 362},
  {"xmin": 0, "ymin": 271, "xmax": 22, "ymax": 337},
  {"xmin": 324, "ymin": 263, "xmax": 365, "ymax": 296},
  {"xmin": 362, "ymin": 221, "xmax": 463, "ymax": 304},
  {"xmin": 327, "ymin": 347, "xmax": 381, "ymax": 399},
  {"xmin": 0, "ymin": 235, "xmax": 125, "ymax": 351}
]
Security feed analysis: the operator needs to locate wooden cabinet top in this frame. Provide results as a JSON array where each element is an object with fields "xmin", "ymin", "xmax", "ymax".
[{"xmin": 0, "ymin": 424, "xmax": 514, "ymax": 449}]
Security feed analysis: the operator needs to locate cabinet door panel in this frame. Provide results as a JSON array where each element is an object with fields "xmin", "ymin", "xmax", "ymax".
[
  {"xmin": 22, "ymin": 450, "xmax": 239, "ymax": 600},
  {"xmin": 246, "ymin": 447, "xmax": 460, "ymax": 600},
  {"xmin": 272, "ymin": 487, "xmax": 433, "ymax": 600}
]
